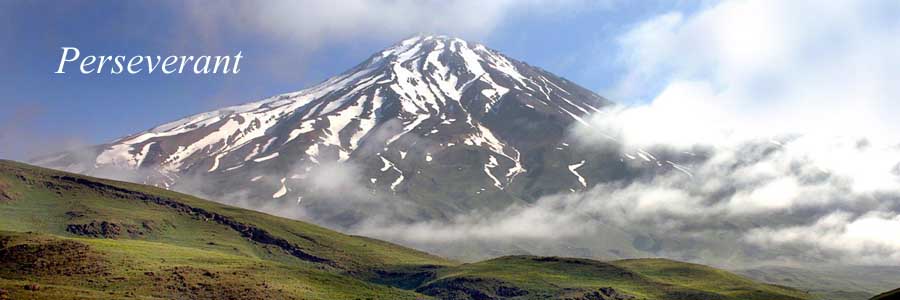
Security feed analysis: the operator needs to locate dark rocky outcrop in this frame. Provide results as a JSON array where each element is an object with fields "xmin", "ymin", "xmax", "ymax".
[
  {"xmin": 416, "ymin": 277, "xmax": 529, "ymax": 300},
  {"xmin": 661, "ymin": 290, "xmax": 727, "ymax": 300},
  {"xmin": 369, "ymin": 265, "xmax": 441, "ymax": 290},
  {"xmin": 66, "ymin": 220, "xmax": 156, "ymax": 238},
  {"xmin": 53, "ymin": 175, "xmax": 333, "ymax": 266},
  {"xmin": 66, "ymin": 221, "xmax": 127, "ymax": 238},
  {"xmin": 557, "ymin": 287, "xmax": 635, "ymax": 300}
]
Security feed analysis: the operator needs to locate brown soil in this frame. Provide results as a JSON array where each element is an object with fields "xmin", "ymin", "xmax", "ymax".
[
  {"xmin": 416, "ymin": 276, "xmax": 529, "ymax": 300},
  {"xmin": 557, "ymin": 287, "xmax": 636, "ymax": 300},
  {"xmin": 66, "ymin": 220, "xmax": 157, "ymax": 239},
  {"xmin": 0, "ymin": 180, "xmax": 17, "ymax": 202},
  {"xmin": 146, "ymin": 266, "xmax": 296, "ymax": 300},
  {"xmin": 0, "ymin": 238, "xmax": 108, "ymax": 277}
]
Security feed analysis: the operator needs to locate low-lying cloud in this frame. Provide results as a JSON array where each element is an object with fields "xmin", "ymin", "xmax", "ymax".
[
  {"xmin": 351, "ymin": 0, "xmax": 900, "ymax": 267},
  {"xmin": 355, "ymin": 133, "xmax": 900, "ymax": 265}
]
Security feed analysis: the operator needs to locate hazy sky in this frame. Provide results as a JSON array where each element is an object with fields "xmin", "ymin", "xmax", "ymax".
[{"xmin": 0, "ymin": 0, "xmax": 702, "ymax": 159}]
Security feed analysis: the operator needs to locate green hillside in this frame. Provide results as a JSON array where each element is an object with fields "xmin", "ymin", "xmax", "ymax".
[
  {"xmin": 0, "ymin": 160, "xmax": 812, "ymax": 299},
  {"xmin": 416, "ymin": 256, "xmax": 810, "ymax": 300}
]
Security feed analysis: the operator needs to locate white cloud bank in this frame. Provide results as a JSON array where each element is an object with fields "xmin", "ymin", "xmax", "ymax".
[
  {"xmin": 361, "ymin": 134, "xmax": 900, "ymax": 265},
  {"xmin": 609, "ymin": 0, "xmax": 900, "ymax": 141},
  {"xmin": 745, "ymin": 211, "xmax": 900, "ymax": 265},
  {"xmin": 596, "ymin": 0, "xmax": 900, "ymax": 264},
  {"xmin": 356, "ymin": 0, "xmax": 900, "ymax": 266}
]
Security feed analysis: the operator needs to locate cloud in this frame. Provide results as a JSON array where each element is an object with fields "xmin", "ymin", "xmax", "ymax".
[
  {"xmin": 242, "ymin": 1, "xmax": 511, "ymax": 44},
  {"xmin": 356, "ymin": 134, "xmax": 900, "ymax": 265},
  {"xmin": 609, "ymin": 0, "xmax": 900, "ymax": 140},
  {"xmin": 353, "ymin": 0, "xmax": 900, "ymax": 266},
  {"xmin": 745, "ymin": 211, "xmax": 900, "ymax": 264},
  {"xmin": 168, "ymin": 158, "xmax": 419, "ymax": 226},
  {"xmin": 575, "ymin": 0, "xmax": 900, "ymax": 264},
  {"xmin": 180, "ymin": 0, "xmax": 584, "ymax": 50},
  {"xmin": 169, "ymin": 0, "xmax": 594, "ymax": 89}
]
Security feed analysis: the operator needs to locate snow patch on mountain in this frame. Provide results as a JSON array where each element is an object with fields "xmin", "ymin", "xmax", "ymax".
[{"xmin": 568, "ymin": 160, "xmax": 587, "ymax": 188}]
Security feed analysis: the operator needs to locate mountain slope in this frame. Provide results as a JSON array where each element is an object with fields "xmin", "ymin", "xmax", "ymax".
[
  {"xmin": 37, "ymin": 35, "xmax": 624, "ymax": 223},
  {"xmin": 738, "ymin": 265, "xmax": 900, "ymax": 300},
  {"xmin": 0, "ymin": 160, "xmax": 450, "ymax": 300},
  {"xmin": 0, "ymin": 160, "xmax": 811, "ymax": 300}
]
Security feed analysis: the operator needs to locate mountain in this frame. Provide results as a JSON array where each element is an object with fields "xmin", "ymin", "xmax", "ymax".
[
  {"xmin": 738, "ymin": 266, "xmax": 900, "ymax": 300},
  {"xmin": 36, "ymin": 35, "xmax": 630, "ymax": 223},
  {"xmin": 0, "ymin": 160, "xmax": 813, "ymax": 300}
]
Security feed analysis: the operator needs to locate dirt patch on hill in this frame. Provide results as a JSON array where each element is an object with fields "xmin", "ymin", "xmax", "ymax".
[
  {"xmin": 416, "ymin": 276, "xmax": 529, "ymax": 300},
  {"xmin": 557, "ymin": 287, "xmax": 636, "ymax": 300},
  {"xmin": 370, "ymin": 265, "xmax": 441, "ymax": 290},
  {"xmin": 0, "ymin": 238, "xmax": 109, "ymax": 277},
  {"xmin": 145, "ymin": 266, "xmax": 297, "ymax": 300},
  {"xmin": 661, "ymin": 290, "xmax": 727, "ymax": 300},
  {"xmin": 0, "ymin": 180, "xmax": 18, "ymax": 202},
  {"xmin": 66, "ymin": 220, "xmax": 157, "ymax": 238}
]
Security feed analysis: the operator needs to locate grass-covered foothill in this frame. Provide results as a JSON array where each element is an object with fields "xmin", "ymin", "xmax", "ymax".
[{"xmin": 0, "ymin": 160, "xmax": 812, "ymax": 299}]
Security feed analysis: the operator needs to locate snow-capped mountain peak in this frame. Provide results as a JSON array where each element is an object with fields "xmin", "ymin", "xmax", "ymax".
[{"xmin": 42, "ymin": 35, "xmax": 611, "ymax": 215}]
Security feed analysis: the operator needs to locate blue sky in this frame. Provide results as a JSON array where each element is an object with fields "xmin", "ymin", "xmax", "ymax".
[
  {"xmin": 0, "ymin": 0, "xmax": 704, "ymax": 159},
  {"xmin": 3, "ymin": 0, "xmax": 897, "ymax": 160}
]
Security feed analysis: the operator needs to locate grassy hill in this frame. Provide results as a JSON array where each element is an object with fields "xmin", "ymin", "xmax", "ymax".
[
  {"xmin": 417, "ymin": 256, "xmax": 810, "ymax": 300},
  {"xmin": 0, "ymin": 160, "xmax": 813, "ymax": 299}
]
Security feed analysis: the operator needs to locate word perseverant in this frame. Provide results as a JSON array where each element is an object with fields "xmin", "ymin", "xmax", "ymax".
[{"xmin": 55, "ymin": 47, "xmax": 243, "ymax": 75}]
